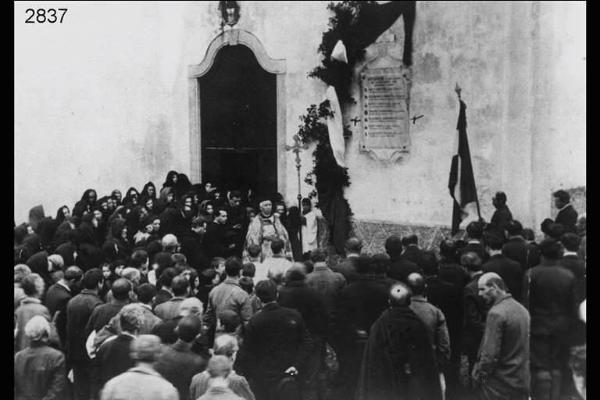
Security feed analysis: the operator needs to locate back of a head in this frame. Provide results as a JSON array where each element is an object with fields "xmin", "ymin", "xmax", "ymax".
[
  {"xmin": 255, "ymin": 279, "xmax": 278, "ymax": 303},
  {"xmin": 242, "ymin": 262, "xmax": 256, "ymax": 278},
  {"xmin": 159, "ymin": 267, "xmax": 178, "ymax": 288},
  {"xmin": 420, "ymin": 251, "xmax": 439, "ymax": 276},
  {"xmin": 561, "ymin": 233, "xmax": 580, "ymax": 252},
  {"xmin": 310, "ymin": 248, "xmax": 327, "ymax": 263},
  {"xmin": 247, "ymin": 244, "xmax": 261, "ymax": 258},
  {"xmin": 285, "ymin": 265, "xmax": 306, "ymax": 284},
  {"xmin": 131, "ymin": 334, "xmax": 162, "ymax": 362},
  {"xmin": 171, "ymin": 253, "xmax": 187, "ymax": 266},
  {"xmin": 406, "ymin": 272, "xmax": 426, "ymax": 296},
  {"xmin": 136, "ymin": 283, "xmax": 157, "ymax": 304},
  {"xmin": 179, "ymin": 297, "xmax": 203, "ymax": 317},
  {"xmin": 199, "ymin": 268, "xmax": 218, "ymax": 286},
  {"xmin": 176, "ymin": 315, "xmax": 202, "ymax": 342},
  {"xmin": 112, "ymin": 278, "xmax": 133, "ymax": 300},
  {"xmin": 171, "ymin": 275, "xmax": 189, "ymax": 296},
  {"xmin": 120, "ymin": 304, "xmax": 144, "ymax": 333},
  {"xmin": 161, "ymin": 234, "xmax": 179, "ymax": 252},
  {"xmin": 239, "ymin": 276, "xmax": 254, "ymax": 294},
  {"xmin": 270, "ymin": 238, "xmax": 284, "ymax": 255},
  {"xmin": 384, "ymin": 235, "xmax": 403, "ymax": 258},
  {"xmin": 121, "ymin": 267, "xmax": 141, "ymax": 285},
  {"xmin": 401, "ymin": 234, "xmax": 418, "ymax": 247},
  {"xmin": 522, "ymin": 228, "xmax": 535, "ymax": 241},
  {"xmin": 461, "ymin": 251, "xmax": 482, "ymax": 272},
  {"xmin": 485, "ymin": 233, "xmax": 504, "ymax": 251},
  {"xmin": 24, "ymin": 315, "xmax": 51, "ymax": 342},
  {"xmin": 356, "ymin": 254, "xmax": 372, "ymax": 275},
  {"xmin": 389, "ymin": 282, "xmax": 412, "ymax": 307},
  {"xmin": 14, "ymin": 264, "xmax": 32, "ymax": 284},
  {"xmin": 64, "ymin": 266, "xmax": 83, "ymax": 282},
  {"xmin": 466, "ymin": 221, "xmax": 484, "ymax": 239},
  {"xmin": 206, "ymin": 355, "xmax": 233, "ymax": 379},
  {"xmin": 217, "ymin": 310, "xmax": 241, "ymax": 333},
  {"xmin": 213, "ymin": 334, "xmax": 239, "ymax": 358},
  {"xmin": 506, "ymin": 220, "xmax": 523, "ymax": 237},
  {"xmin": 225, "ymin": 256, "xmax": 242, "ymax": 277},
  {"xmin": 439, "ymin": 239, "xmax": 457, "ymax": 260},
  {"xmin": 538, "ymin": 238, "xmax": 563, "ymax": 260},
  {"xmin": 371, "ymin": 253, "xmax": 390, "ymax": 275},
  {"xmin": 547, "ymin": 223, "xmax": 566, "ymax": 240},
  {"xmin": 82, "ymin": 268, "xmax": 103, "ymax": 290},
  {"xmin": 129, "ymin": 249, "xmax": 149, "ymax": 269},
  {"xmin": 345, "ymin": 237, "xmax": 363, "ymax": 254}
]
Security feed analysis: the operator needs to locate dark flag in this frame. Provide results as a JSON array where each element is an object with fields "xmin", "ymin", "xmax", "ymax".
[{"xmin": 448, "ymin": 99, "xmax": 480, "ymax": 235}]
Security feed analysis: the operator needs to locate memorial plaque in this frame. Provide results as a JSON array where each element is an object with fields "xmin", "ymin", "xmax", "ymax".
[{"xmin": 359, "ymin": 55, "xmax": 411, "ymax": 162}]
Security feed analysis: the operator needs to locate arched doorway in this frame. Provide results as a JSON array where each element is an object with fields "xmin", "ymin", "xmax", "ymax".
[{"xmin": 188, "ymin": 29, "xmax": 286, "ymax": 198}]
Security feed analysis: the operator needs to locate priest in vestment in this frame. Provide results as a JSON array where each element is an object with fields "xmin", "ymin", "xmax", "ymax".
[{"xmin": 244, "ymin": 198, "xmax": 292, "ymax": 262}]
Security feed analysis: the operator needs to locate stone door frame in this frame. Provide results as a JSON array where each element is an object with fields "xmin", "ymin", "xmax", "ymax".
[{"xmin": 188, "ymin": 29, "xmax": 287, "ymax": 195}]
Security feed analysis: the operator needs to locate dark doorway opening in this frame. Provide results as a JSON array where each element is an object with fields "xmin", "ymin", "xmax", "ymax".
[{"xmin": 200, "ymin": 45, "xmax": 277, "ymax": 198}]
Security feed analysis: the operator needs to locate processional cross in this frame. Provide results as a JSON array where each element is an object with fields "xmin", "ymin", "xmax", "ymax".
[{"xmin": 285, "ymin": 134, "xmax": 309, "ymax": 210}]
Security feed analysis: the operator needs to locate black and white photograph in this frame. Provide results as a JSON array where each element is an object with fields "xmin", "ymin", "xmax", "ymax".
[{"xmin": 14, "ymin": 2, "xmax": 586, "ymax": 400}]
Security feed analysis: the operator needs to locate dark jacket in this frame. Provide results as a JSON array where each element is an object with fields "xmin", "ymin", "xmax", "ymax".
[
  {"xmin": 489, "ymin": 205, "xmax": 513, "ymax": 237},
  {"xmin": 85, "ymin": 299, "xmax": 129, "ymax": 336},
  {"xmin": 473, "ymin": 294, "xmax": 530, "ymax": 398},
  {"xmin": 235, "ymin": 303, "xmax": 313, "ymax": 389},
  {"xmin": 333, "ymin": 255, "xmax": 360, "ymax": 283},
  {"xmin": 278, "ymin": 281, "xmax": 329, "ymax": 339},
  {"xmin": 305, "ymin": 264, "xmax": 346, "ymax": 317},
  {"xmin": 463, "ymin": 272, "xmax": 489, "ymax": 357},
  {"xmin": 153, "ymin": 288, "xmax": 173, "ymax": 309},
  {"xmin": 14, "ymin": 343, "xmax": 67, "ymax": 400},
  {"xmin": 203, "ymin": 222, "xmax": 230, "ymax": 260},
  {"xmin": 66, "ymin": 289, "xmax": 103, "ymax": 363},
  {"xmin": 356, "ymin": 306, "xmax": 442, "ymax": 400},
  {"xmin": 387, "ymin": 257, "xmax": 421, "ymax": 283},
  {"xmin": 559, "ymin": 254, "xmax": 586, "ymax": 302},
  {"xmin": 483, "ymin": 254, "xmax": 524, "ymax": 302},
  {"xmin": 400, "ymin": 245, "xmax": 423, "ymax": 266},
  {"xmin": 155, "ymin": 340, "xmax": 208, "ymax": 400},
  {"xmin": 502, "ymin": 236, "xmax": 540, "ymax": 270},
  {"xmin": 461, "ymin": 240, "xmax": 489, "ymax": 263},
  {"xmin": 523, "ymin": 262, "xmax": 578, "ymax": 339},
  {"xmin": 332, "ymin": 274, "xmax": 391, "ymax": 347},
  {"xmin": 45, "ymin": 282, "xmax": 72, "ymax": 348},
  {"xmin": 93, "ymin": 333, "xmax": 136, "ymax": 393},
  {"xmin": 555, "ymin": 204, "xmax": 578, "ymax": 233}
]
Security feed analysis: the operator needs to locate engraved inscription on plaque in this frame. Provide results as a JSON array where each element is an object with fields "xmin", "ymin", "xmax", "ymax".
[{"xmin": 359, "ymin": 56, "xmax": 411, "ymax": 162}]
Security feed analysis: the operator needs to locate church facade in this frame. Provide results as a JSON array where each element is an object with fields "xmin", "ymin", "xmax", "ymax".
[{"xmin": 15, "ymin": 2, "xmax": 585, "ymax": 248}]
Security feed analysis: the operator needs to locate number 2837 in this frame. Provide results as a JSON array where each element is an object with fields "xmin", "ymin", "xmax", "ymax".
[{"xmin": 25, "ymin": 8, "xmax": 68, "ymax": 24}]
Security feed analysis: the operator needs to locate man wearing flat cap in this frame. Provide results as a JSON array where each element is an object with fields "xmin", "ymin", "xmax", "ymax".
[{"xmin": 244, "ymin": 196, "xmax": 291, "ymax": 262}]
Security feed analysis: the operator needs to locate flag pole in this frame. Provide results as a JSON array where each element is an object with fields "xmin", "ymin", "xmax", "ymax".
[{"xmin": 454, "ymin": 83, "xmax": 483, "ymax": 222}]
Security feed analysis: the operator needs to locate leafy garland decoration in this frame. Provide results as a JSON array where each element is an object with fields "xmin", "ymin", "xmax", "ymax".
[{"xmin": 297, "ymin": 1, "xmax": 377, "ymax": 251}]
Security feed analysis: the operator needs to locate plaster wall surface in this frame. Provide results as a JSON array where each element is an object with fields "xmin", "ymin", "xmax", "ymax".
[{"xmin": 15, "ymin": 1, "xmax": 585, "ymax": 234}]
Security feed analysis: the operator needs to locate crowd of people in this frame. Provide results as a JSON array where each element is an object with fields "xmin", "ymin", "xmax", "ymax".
[{"xmin": 13, "ymin": 170, "xmax": 586, "ymax": 400}]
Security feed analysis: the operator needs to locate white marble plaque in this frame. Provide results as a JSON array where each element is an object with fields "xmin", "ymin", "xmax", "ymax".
[{"xmin": 359, "ymin": 55, "xmax": 411, "ymax": 162}]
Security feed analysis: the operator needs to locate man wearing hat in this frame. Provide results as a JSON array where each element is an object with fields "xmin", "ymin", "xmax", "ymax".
[
  {"xmin": 244, "ymin": 196, "xmax": 292, "ymax": 262},
  {"xmin": 489, "ymin": 191, "xmax": 513, "ymax": 238}
]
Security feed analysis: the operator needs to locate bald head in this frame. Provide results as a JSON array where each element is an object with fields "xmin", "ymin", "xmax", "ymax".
[
  {"xmin": 477, "ymin": 272, "xmax": 507, "ymax": 304},
  {"xmin": 478, "ymin": 272, "xmax": 506, "ymax": 290},
  {"xmin": 176, "ymin": 315, "xmax": 202, "ymax": 342},
  {"xmin": 179, "ymin": 297, "xmax": 203, "ymax": 317},
  {"xmin": 389, "ymin": 282, "xmax": 412, "ymax": 307},
  {"xmin": 406, "ymin": 273, "xmax": 425, "ymax": 296},
  {"xmin": 111, "ymin": 278, "xmax": 132, "ymax": 301},
  {"xmin": 64, "ymin": 266, "xmax": 83, "ymax": 281}
]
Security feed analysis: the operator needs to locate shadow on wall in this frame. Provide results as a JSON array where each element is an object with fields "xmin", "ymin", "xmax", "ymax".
[{"xmin": 142, "ymin": 118, "xmax": 174, "ymax": 174}]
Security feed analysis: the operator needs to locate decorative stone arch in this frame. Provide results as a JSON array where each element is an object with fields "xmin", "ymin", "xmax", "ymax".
[{"xmin": 188, "ymin": 29, "xmax": 287, "ymax": 194}]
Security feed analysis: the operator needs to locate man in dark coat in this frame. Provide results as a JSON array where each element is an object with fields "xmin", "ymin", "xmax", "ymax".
[
  {"xmin": 155, "ymin": 316, "xmax": 208, "ymax": 400},
  {"xmin": 85, "ymin": 278, "xmax": 132, "ymax": 336},
  {"xmin": 482, "ymin": 234, "xmax": 524, "ymax": 302},
  {"xmin": 235, "ymin": 280, "xmax": 313, "ymax": 400},
  {"xmin": 473, "ymin": 273, "xmax": 530, "ymax": 400},
  {"xmin": 461, "ymin": 221, "xmax": 489, "ymax": 263},
  {"xmin": 502, "ymin": 220, "xmax": 540, "ymax": 271},
  {"xmin": 356, "ymin": 282, "xmax": 442, "ymax": 400},
  {"xmin": 203, "ymin": 208, "xmax": 234, "ymax": 260},
  {"xmin": 331, "ymin": 254, "xmax": 392, "ymax": 400},
  {"xmin": 278, "ymin": 265, "xmax": 329, "ymax": 400},
  {"xmin": 523, "ymin": 238, "xmax": 578, "ymax": 400},
  {"xmin": 488, "ymin": 191, "xmax": 513, "ymax": 238},
  {"xmin": 305, "ymin": 249, "xmax": 346, "ymax": 318},
  {"xmin": 385, "ymin": 235, "xmax": 421, "ymax": 283},
  {"xmin": 92, "ymin": 304, "xmax": 144, "ymax": 396},
  {"xmin": 400, "ymin": 234, "xmax": 423, "ymax": 266},
  {"xmin": 45, "ymin": 266, "xmax": 83, "ymax": 348},
  {"xmin": 333, "ymin": 237, "xmax": 362, "ymax": 283},
  {"xmin": 553, "ymin": 190, "xmax": 578, "ymax": 233},
  {"xmin": 223, "ymin": 190, "xmax": 247, "ymax": 257},
  {"xmin": 559, "ymin": 233, "xmax": 586, "ymax": 302},
  {"xmin": 66, "ymin": 268, "xmax": 104, "ymax": 400}
]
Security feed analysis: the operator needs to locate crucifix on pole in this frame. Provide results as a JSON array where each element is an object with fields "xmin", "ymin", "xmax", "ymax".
[{"xmin": 285, "ymin": 134, "xmax": 309, "ymax": 245}]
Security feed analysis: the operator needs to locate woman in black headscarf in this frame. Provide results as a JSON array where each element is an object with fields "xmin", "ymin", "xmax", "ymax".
[
  {"xmin": 102, "ymin": 218, "xmax": 131, "ymax": 262},
  {"xmin": 122, "ymin": 187, "xmax": 140, "ymax": 207},
  {"xmin": 141, "ymin": 181, "xmax": 157, "ymax": 202},
  {"xmin": 162, "ymin": 170, "xmax": 179, "ymax": 191},
  {"xmin": 53, "ymin": 217, "xmax": 76, "ymax": 248},
  {"xmin": 175, "ymin": 173, "xmax": 192, "ymax": 200},
  {"xmin": 157, "ymin": 186, "xmax": 176, "ymax": 214},
  {"xmin": 73, "ymin": 189, "xmax": 97, "ymax": 218},
  {"xmin": 76, "ymin": 214, "xmax": 98, "ymax": 247},
  {"xmin": 111, "ymin": 189, "xmax": 122, "ymax": 206},
  {"xmin": 55, "ymin": 205, "xmax": 70, "ymax": 225},
  {"xmin": 14, "ymin": 233, "xmax": 43, "ymax": 265},
  {"xmin": 143, "ymin": 197, "xmax": 155, "ymax": 215},
  {"xmin": 197, "ymin": 200, "xmax": 215, "ymax": 224}
]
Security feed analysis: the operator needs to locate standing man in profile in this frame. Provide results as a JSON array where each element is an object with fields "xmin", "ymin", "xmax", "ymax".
[
  {"xmin": 553, "ymin": 190, "xmax": 578, "ymax": 233},
  {"xmin": 224, "ymin": 190, "xmax": 246, "ymax": 258},
  {"xmin": 489, "ymin": 192, "xmax": 513, "ymax": 238},
  {"xmin": 473, "ymin": 272, "xmax": 530, "ymax": 400}
]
